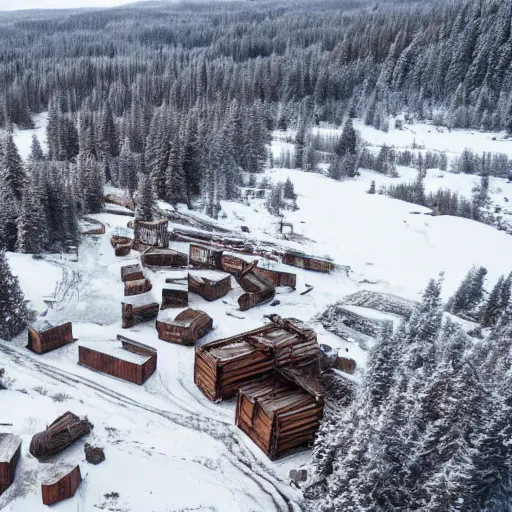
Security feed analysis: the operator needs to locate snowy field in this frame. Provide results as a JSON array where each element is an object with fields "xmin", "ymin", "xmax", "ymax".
[{"xmin": 3, "ymin": 116, "xmax": 512, "ymax": 511}]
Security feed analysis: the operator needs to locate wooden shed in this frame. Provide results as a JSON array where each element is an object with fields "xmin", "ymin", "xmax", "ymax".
[
  {"xmin": 121, "ymin": 293, "xmax": 159, "ymax": 328},
  {"xmin": 188, "ymin": 271, "xmax": 231, "ymax": 301},
  {"xmin": 236, "ymin": 263, "xmax": 275, "ymax": 311},
  {"xmin": 27, "ymin": 321, "xmax": 76, "ymax": 355},
  {"xmin": 161, "ymin": 283, "xmax": 189, "ymax": 309},
  {"xmin": 41, "ymin": 464, "xmax": 81, "ymax": 506},
  {"xmin": 120, "ymin": 263, "xmax": 144, "ymax": 282},
  {"xmin": 236, "ymin": 370, "xmax": 324, "ymax": 460},
  {"xmin": 189, "ymin": 243, "xmax": 224, "ymax": 270},
  {"xmin": 124, "ymin": 278, "xmax": 152, "ymax": 297},
  {"xmin": 79, "ymin": 335, "xmax": 157, "ymax": 385},
  {"xmin": 282, "ymin": 251, "xmax": 334, "ymax": 273},
  {"xmin": 133, "ymin": 219, "xmax": 169, "ymax": 250},
  {"xmin": 194, "ymin": 316, "xmax": 319, "ymax": 402},
  {"xmin": 156, "ymin": 308, "xmax": 213, "ymax": 345},
  {"xmin": 141, "ymin": 247, "xmax": 188, "ymax": 268},
  {"xmin": 111, "ymin": 235, "xmax": 132, "ymax": 256},
  {"xmin": 0, "ymin": 434, "xmax": 21, "ymax": 497}
]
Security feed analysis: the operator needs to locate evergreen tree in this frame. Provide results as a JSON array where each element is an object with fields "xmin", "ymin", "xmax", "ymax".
[
  {"xmin": 335, "ymin": 118, "xmax": 357, "ymax": 157},
  {"xmin": 283, "ymin": 178, "xmax": 296, "ymax": 200},
  {"xmin": 135, "ymin": 174, "xmax": 156, "ymax": 222},
  {"xmin": 29, "ymin": 135, "xmax": 44, "ymax": 161},
  {"xmin": 1, "ymin": 130, "xmax": 26, "ymax": 201}
]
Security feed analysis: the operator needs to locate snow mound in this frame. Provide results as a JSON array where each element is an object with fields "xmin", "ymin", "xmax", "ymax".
[{"xmin": 341, "ymin": 290, "xmax": 418, "ymax": 319}]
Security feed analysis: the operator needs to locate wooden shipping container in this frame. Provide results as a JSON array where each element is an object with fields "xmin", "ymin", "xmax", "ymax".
[
  {"xmin": 121, "ymin": 293, "xmax": 159, "ymax": 328},
  {"xmin": 141, "ymin": 247, "xmax": 188, "ymax": 268},
  {"xmin": 189, "ymin": 244, "xmax": 223, "ymax": 270},
  {"xmin": 124, "ymin": 278, "xmax": 152, "ymax": 297},
  {"xmin": 161, "ymin": 284, "xmax": 189, "ymax": 309},
  {"xmin": 236, "ymin": 372, "xmax": 324, "ymax": 460},
  {"xmin": 188, "ymin": 272, "xmax": 231, "ymax": 301},
  {"xmin": 120, "ymin": 263, "xmax": 144, "ymax": 282},
  {"xmin": 236, "ymin": 263, "xmax": 275, "ymax": 311},
  {"xmin": 41, "ymin": 464, "xmax": 81, "ymax": 506},
  {"xmin": 111, "ymin": 235, "xmax": 132, "ymax": 256},
  {"xmin": 79, "ymin": 335, "xmax": 157, "ymax": 385},
  {"xmin": 282, "ymin": 251, "xmax": 334, "ymax": 273},
  {"xmin": 133, "ymin": 219, "xmax": 169, "ymax": 250},
  {"xmin": 195, "ymin": 315, "xmax": 319, "ymax": 402},
  {"xmin": 27, "ymin": 321, "xmax": 76, "ymax": 355},
  {"xmin": 156, "ymin": 308, "xmax": 213, "ymax": 345},
  {"xmin": 0, "ymin": 434, "xmax": 21, "ymax": 497}
]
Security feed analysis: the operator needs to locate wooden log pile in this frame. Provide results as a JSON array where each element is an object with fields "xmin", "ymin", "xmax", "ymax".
[
  {"xmin": 236, "ymin": 262, "xmax": 275, "ymax": 311},
  {"xmin": 188, "ymin": 272, "xmax": 231, "ymax": 302},
  {"xmin": 282, "ymin": 250, "xmax": 334, "ymax": 273},
  {"xmin": 0, "ymin": 434, "xmax": 21, "ymax": 497},
  {"xmin": 27, "ymin": 321, "xmax": 76, "ymax": 355},
  {"xmin": 161, "ymin": 284, "xmax": 189, "ymax": 309},
  {"xmin": 29, "ymin": 412, "xmax": 92, "ymax": 461},
  {"xmin": 79, "ymin": 335, "xmax": 157, "ymax": 385},
  {"xmin": 41, "ymin": 464, "xmax": 81, "ymax": 506},
  {"xmin": 133, "ymin": 219, "xmax": 169, "ymax": 250},
  {"xmin": 141, "ymin": 247, "xmax": 188, "ymax": 268},
  {"xmin": 120, "ymin": 264, "xmax": 144, "ymax": 282},
  {"xmin": 121, "ymin": 293, "xmax": 159, "ymax": 328},
  {"xmin": 235, "ymin": 371, "xmax": 324, "ymax": 460},
  {"xmin": 124, "ymin": 278, "xmax": 152, "ymax": 297},
  {"xmin": 189, "ymin": 243, "xmax": 223, "ymax": 270},
  {"xmin": 111, "ymin": 235, "xmax": 133, "ymax": 256},
  {"xmin": 156, "ymin": 308, "xmax": 213, "ymax": 345}
]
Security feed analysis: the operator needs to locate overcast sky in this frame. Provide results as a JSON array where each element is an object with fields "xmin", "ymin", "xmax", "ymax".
[{"xmin": 0, "ymin": 0, "xmax": 136, "ymax": 11}]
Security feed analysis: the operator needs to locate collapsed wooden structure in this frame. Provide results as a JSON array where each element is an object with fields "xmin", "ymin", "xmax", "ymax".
[
  {"xmin": 236, "ymin": 370, "xmax": 324, "ymax": 460},
  {"xmin": 133, "ymin": 219, "xmax": 169, "ymax": 250},
  {"xmin": 0, "ymin": 434, "xmax": 21, "ymax": 497},
  {"xmin": 282, "ymin": 250, "xmax": 334, "ymax": 273},
  {"xmin": 188, "ymin": 272, "xmax": 231, "ymax": 302},
  {"xmin": 194, "ymin": 316, "xmax": 319, "ymax": 402},
  {"xmin": 121, "ymin": 263, "xmax": 144, "ymax": 282},
  {"xmin": 41, "ymin": 464, "xmax": 82, "ymax": 506},
  {"xmin": 221, "ymin": 253, "xmax": 249, "ymax": 275},
  {"xmin": 111, "ymin": 235, "xmax": 133, "ymax": 256},
  {"xmin": 29, "ymin": 412, "xmax": 92, "ymax": 461},
  {"xmin": 189, "ymin": 243, "xmax": 224, "ymax": 270},
  {"xmin": 27, "ymin": 321, "xmax": 76, "ymax": 355},
  {"xmin": 104, "ymin": 193, "xmax": 135, "ymax": 211},
  {"xmin": 124, "ymin": 278, "xmax": 152, "ymax": 297},
  {"xmin": 141, "ymin": 247, "xmax": 188, "ymax": 268},
  {"xmin": 161, "ymin": 283, "xmax": 189, "ymax": 309},
  {"xmin": 236, "ymin": 262, "xmax": 275, "ymax": 311},
  {"xmin": 156, "ymin": 309, "xmax": 213, "ymax": 345},
  {"xmin": 79, "ymin": 335, "xmax": 157, "ymax": 385},
  {"xmin": 81, "ymin": 217, "xmax": 105, "ymax": 235},
  {"xmin": 121, "ymin": 293, "xmax": 159, "ymax": 328}
]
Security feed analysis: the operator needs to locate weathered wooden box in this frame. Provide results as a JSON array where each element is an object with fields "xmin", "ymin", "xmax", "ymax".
[
  {"xmin": 41, "ymin": 464, "xmax": 81, "ymax": 506},
  {"xmin": 27, "ymin": 321, "xmax": 76, "ymax": 355},
  {"xmin": 111, "ymin": 235, "xmax": 133, "ymax": 256},
  {"xmin": 189, "ymin": 243, "xmax": 223, "ymax": 270},
  {"xmin": 124, "ymin": 278, "xmax": 152, "ymax": 297},
  {"xmin": 141, "ymin": 248, "xmax": 188, "ymax": 268},
  {"xmin": 188, "ymin": 272, "xmax": 231, "ymax": 302},
  {"xmin": 156, "ymin": 308, "xmax": 213, "ymax": 346},
  {"xmin": 120, "ymin": 263, "xmax": 144, "ymax": 282},
  {"xmin": 0, "ymin": 434, "xmax": 21, "ymax": 497},
  {"xmin": 161, "ymin": 283, "xmax": 189, "ymax": 309},
  {"xmin": 236, "ymin": 263, "xmax": 275, "ymax": 311},
  {"xmin": 282, "ymin": 251, "xmax": 334, "ymax": 273},
  {"xmin": 133, "ymin": 219, "xmax": 169, "ymax": 250},
  {"xmin": 121, "ymin": 293, "xmax": 159, "ymax": 328}
]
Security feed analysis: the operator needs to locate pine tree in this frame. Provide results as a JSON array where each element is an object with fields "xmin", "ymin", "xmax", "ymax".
[
  {"xmin": 447, "ymin": 266, "xmax": 487, "ymax": 319},
  {"xmin": 165, "ymin": 143, "xmax": 187, "ymax": 205},
  {"xmin": 367, "ymin": 180, "xmax": 376, "ymax": 194},
  {"xmin": 0, "ymin": 185, "xmax": 18, "ymax": 251},
  {"xmin": 135, "ymin": 174, "xmax": 156, "ymax": 222},
  {"xmin": 283, "ymin": 178, "xmax": 296, "ymax": 200},
  {"xmin": 0, "ymin": 249, "xmax": 34, "ymax": 340},
  {"xmin": 1, "ymin": 130, "xmax": 26, "ymax": 201},
  {"xmin": 119, "ymin": 137, "xmax": 138, "ymax": 197},
  {"xmin": 335, "ymin": 118, "xmax": 357, "ymax": 156},
  {"xmin": 481, "ymin": 276, "xmax": 505, "ymax": 328},
  {"xmin": 29, "ymin": 135, "xmax": 44, "ymax": 161}
]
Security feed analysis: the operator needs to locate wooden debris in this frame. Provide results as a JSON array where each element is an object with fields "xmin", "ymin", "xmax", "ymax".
[
  {"xmin": 84, "ymin": 443, "xmax": 105, "ymax": 465},
  {"xmin": 161, "ymin": 284, "xmax": 189, "ymax": 309},
  {"xmin": 141, "ymin": 247, "xmax": 188, "ymax": 269},
  {"xmin": 0, "ymin": 434, "xmax": 21, "ymax": 497},
  {"xmin": 79, "ymin": 335, "xmax": 157, "ymax": 385},
  {"xmin": 225, "ymin": 312, "xmax": 245, "ymax": 320},
  {"xmin": 124, "ymin": 278, "xmax": 152, "ymax": 297},
  {"xmin": 120, "ymin": 264, "xmax": 144, "ymax": 282},
  {"xmin": 27, "ymin": 321, "xmax": 76, "ymax": 355},
  {"xmin": 189, "ymin": 243, "xmax": 223, "ymax": 270},
  {"xmin": 156, "ymin": 308, "xmax": 213, "ymax": 346},
  {"xmin": 41, "ymin": 464, "xmax": 81, "ymax": 506},
  {"xmin": 29, "ymin": 412, "xmax": 92, "ymax": 461},
  {"xmin": 121, "ymin": 293, "xmax": 159, "ymax": 328},
  {"xmin": 236, "ymin": 262, "xmax": 275, "ymax": 311},
  {"xmin": 300, "ymin": 286, "xmax": 314, "ymax": 296},
  {"xmin": 133, "ymin": 219, "xmax": 169, "ymax": 250},
  {"xmin": 188, "ymin": 272, "xmax": 231, "ymax": 302},
  {"xmin": 220, "ymin": 253, "xmax": 249, "ymax": 275},
  {"xmin": 282, "ymin": 250, "xmax": 334, "ymax": 273}
]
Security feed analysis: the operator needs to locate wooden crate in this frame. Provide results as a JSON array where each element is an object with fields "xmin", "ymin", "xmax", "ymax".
[
  {"xmin": 0, "ymin": 434, "xmax": 21, "ymax": 497},
  {"xmin": 41, "ymin": 464, "xmax": 81, "ymax": 506},
  {"xmin": 236, "ymin": 372, "xmax": 324, "ymax": 460},
  {"xmin": 189, "ymin": 244, "xmax": 223, "ymax": 270},
  {"xmin": 141, "ymin": 248, "xmax": 188, "ymax": 268},
  {"xmin": 252, "ymin": 266, "xmax": 296, "ymax": 289},
  {"xmin": 120, "ymin": 264, "xmax": 144, "ymax": 282},
  {"xmin": 156, "ymin": 309, "xmax": 213, "ymax": 345},
  {"xmin": 236, "ymin": 263, "xmax": 275, "ymax": 311},
  {"xmin": 161, "ymin": 284, "xmax": 189, "ymax": 309},
  {"xmin": 111, "ymin": 235, "xmax": 132, "ymax": 256},
  {"xmin": 124, "ymin": 278, "xmax": 152, "ymax": 297},
  {"xmin": 27, "ymin": 322, "xmax": 75, "ymax": 355},
  {"xmin": 220, "ymin": 254, "xmax": 249, "ymax": 275},
  {"xmin": 79, "ymin": 335, "xmax": 157, "ymax": 385},
  {"xmin": 133, "ymin": 219, "xmax": 169, "ymax": 250},
  {"xmin": 121, "ymin": 293, "xmax": 159, "ymax": 328},
  {"xmin": 282, "ymin": 251, "xmax": 334, "ymax": 273},
  {"xmin": 188, "ymin": 272, "xmax": 231, "ymax": 302}
]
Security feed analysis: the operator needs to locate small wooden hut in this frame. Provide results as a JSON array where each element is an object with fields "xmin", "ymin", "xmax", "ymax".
[
  {"xmin": 188, "ymin": 272, "xmax": 231, "ymax": 301},
  {"xmin": 111, "ymin": 235, "xmax": 132, "ymax": 256},
  {"xmin": 141, "ymin": 247, "xmax": 188, "ymax": 268},
  {"xmin": 236, "ymin": 263, "xmax": 275, "ymax": 311},
  {"xmin": 161, "ymin": 283, "xmax": 189, "ymax": 309},
  {"xmin": 120, "ymin": 263, "xmax": 144, "ymax": 282},
  {"xmin": 282, "ymin": 251, "xmax": 334, "ymax": 273},
  {"xmin": 0, "ymin": 434, "xmax": 21, "ymax": 497},
  {"xmin": 27, "ymin": 321, "xmax": 76, "ymax": 355},
  {"xmin": 156, "ymin": 308, "xmax": 213, "ymax": 345},
  {"xmin": 41, "ymin": 464, "xmax": 81, "ymax": 506},
  {"xmin": 236, "ymin": 371, "xmax": 324, "ymax": 460},
  {"xmin": 189, "ymin": 244, "xmax": 224, "ymax": 270},
  {"xmin": 124, "ymin": 278, "xmax": 152, "ymax": 297},
  {"xmin": 133, "ymin": 219, "xmax": 169, "ymax": 250},
  {"xmin": 30, "ymin": 412, "xmax": 92, "ymax": 461},
  {"xmin": 121, "ymin": 293, "xmax": 159, "ymax": 328},
  {"xmin": 79, "ymin": 335, "xmax": 157, "ymax": 385},
  {"xmin": 194, "ymin": 316, "xmax": 319, "ymax": 402}
]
